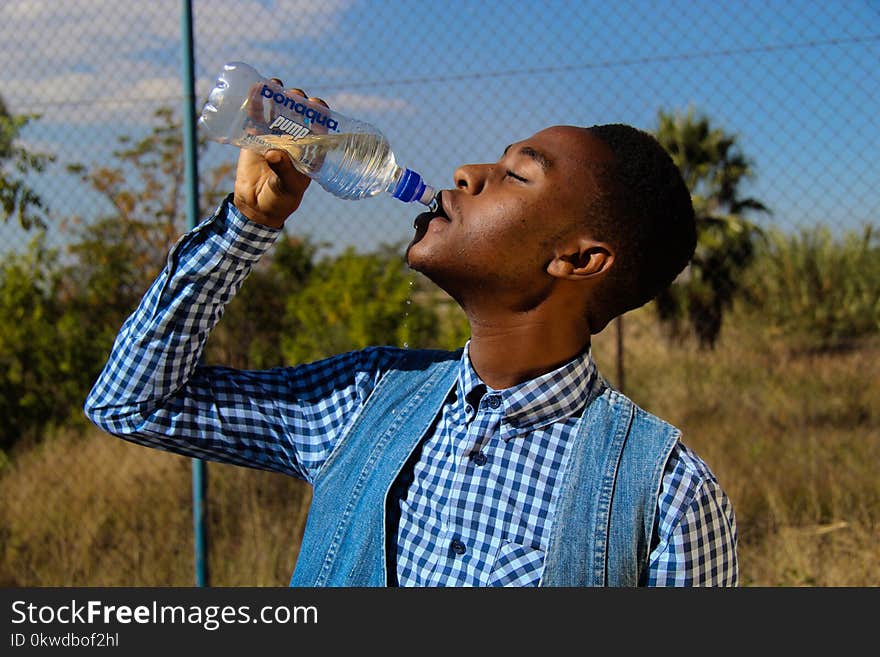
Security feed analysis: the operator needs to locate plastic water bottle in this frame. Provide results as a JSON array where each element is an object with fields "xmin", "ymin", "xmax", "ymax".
[{"xmin": 198, "ymin": 61, "xmax": 437, "ymax": 210}]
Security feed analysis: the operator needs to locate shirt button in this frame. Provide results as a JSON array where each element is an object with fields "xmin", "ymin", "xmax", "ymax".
[
  {"xmin": 487, "ymin": 395, "xmax": 501, "ymax": 409},
  {"xmin": 450, "ymin": 539, "xmax": 467, "ymax": 555},
  {"xmin": 470, "ymin": 451, "xmax": 488, "ymax": 466}
]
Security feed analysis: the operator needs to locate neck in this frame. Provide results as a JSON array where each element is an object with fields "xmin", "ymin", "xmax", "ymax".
[{"xmin": 465, "ymin": 307, "xmax": 591, "ymax": 390}]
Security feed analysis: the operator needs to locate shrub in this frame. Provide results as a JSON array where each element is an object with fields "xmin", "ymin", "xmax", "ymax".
[{"xmin": 741, "ymin": 224, "xmax": 880, "ymax": 349}]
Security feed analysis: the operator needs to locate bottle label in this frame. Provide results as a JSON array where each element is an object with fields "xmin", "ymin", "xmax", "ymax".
[
  {"xmin": 260, "ymin": 85, "xmax": 340, "ymax": 133},
  {"xmin": 267, "ymin": 116, "xmax": 311, "ymax": 140}
]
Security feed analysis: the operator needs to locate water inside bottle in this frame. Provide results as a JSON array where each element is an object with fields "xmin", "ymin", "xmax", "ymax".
[{"xmin": 256, "ymin": 132, "xmax": 397, "ymax": 200}]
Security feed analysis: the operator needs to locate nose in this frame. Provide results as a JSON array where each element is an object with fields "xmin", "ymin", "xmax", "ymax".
[{"xmin": 453, "ymin": 163, "xmax": 491, "ymax": 195}]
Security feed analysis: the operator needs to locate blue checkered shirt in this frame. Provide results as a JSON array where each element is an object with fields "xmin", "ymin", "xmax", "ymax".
[{"xmin": 85, "ymin": 197, "xmax": 739, "ymax": 587}]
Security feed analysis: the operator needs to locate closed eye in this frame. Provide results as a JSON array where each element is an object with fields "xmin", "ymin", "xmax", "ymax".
[{"xmin": 505, "ymin": 169, "xmax": 528, "ymax": 182}]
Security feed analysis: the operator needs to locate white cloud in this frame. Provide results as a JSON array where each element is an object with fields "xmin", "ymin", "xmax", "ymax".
[
  {"xmin": 0, "ymin": 0, "xmax": 178, "ymax": 72},
  {"xmin": 0, "ymin": 0, "xmax": 356, "ymax": 108},
  {"xmin": 0, "ymin": 0, "xmax": 419, "ymax": 162},
  {"xmin": 3, "ymin": 68, "xmax": 181, "ymax": 124}
]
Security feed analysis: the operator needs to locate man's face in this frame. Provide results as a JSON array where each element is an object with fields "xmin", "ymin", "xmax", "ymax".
[{"xmin": 406, "ymin": 125, "xmax": 614, "ymax": 310}]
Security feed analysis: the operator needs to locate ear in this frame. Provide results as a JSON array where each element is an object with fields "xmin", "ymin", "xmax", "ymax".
[{"xmin": 546, "ymin": 238, "xmax": 615, "ymax": 281}]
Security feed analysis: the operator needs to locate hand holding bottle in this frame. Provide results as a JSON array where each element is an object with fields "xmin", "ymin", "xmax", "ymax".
[
  {"xmin": 201, "ymin": 62, "xmax": 437, "ymax": 226},
  {"xmin": 232, "ymin": 78, "xmax": 330, "ymax": 228}
]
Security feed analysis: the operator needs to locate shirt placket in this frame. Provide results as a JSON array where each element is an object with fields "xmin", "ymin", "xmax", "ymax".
[{"xmin": 431, "ymin": 390, "xmax": 504, "ymax": 585}]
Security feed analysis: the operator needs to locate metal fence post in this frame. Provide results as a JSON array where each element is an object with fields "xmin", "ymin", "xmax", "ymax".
[{"xmin": 180, "ymin": 0, "xmax": 209, "ymax": 588}]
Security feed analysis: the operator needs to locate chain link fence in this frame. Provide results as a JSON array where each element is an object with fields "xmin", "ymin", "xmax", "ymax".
[{"xmin": 1, "ymin": 1, "xmax": 878, "ymax": 586}]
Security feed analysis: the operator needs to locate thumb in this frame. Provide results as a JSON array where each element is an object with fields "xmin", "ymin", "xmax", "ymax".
[{"xmin": 265, "ymin": 149, "xmax": 309, "ymax": 195}]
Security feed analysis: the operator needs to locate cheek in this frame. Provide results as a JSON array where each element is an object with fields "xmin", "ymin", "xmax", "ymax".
[
  {"xmin": 502, "ymin": 202, "xmax": 551, "ymax": 251},
  {"xmin": 461, "ymin": 197, "xmax": 549, "ymax": 260},
  {"xmin": 480, "ymin": 198, "xmax": 534, "ymax": 237}
]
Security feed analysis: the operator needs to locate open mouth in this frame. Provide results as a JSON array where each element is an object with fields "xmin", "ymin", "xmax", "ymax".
[{"xmin": 412, "ymin": 191, "xmax": 450, "ymax": 232}]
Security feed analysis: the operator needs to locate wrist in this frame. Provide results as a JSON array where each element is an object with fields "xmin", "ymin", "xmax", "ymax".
[
  {"xmin": 232, "ymin": 193, "xmax": 288, "ymax": 229},
  {"xmin": 220, "ymin": 197, "xmax": 282, "ymax": 262}
]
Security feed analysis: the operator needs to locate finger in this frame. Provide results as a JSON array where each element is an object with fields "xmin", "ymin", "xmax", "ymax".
[
  {"xmin": 246, "ymin": 82, "xmax": 267, "ymax": 130},
  {"xmin": 305, "ymin": 96, "xmax": 332, "ymax": 135},
  {"xmin": 265, "ymin": 79, "xmax": 287, "ymax": 125},
  {"xmin": 280, "ymin": 88, "xmax": 308, "ymax": 128},
  {"xmin": 264, "ymin": 148, "xmax": 293, "ymax": 170},
  {"xmin": 265, "ymin": 149, "xmax": 307, "ymax": 192},
  {"xmin": 264, "ymin": 149, "xmax": 292, "ymax": 190}
]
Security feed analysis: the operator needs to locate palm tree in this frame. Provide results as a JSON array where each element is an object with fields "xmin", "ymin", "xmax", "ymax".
[{"xmin": 653, "ymin": 107, "xmax": 769, "ymax": 348}]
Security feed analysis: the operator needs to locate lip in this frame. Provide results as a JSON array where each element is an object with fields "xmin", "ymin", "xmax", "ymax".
[{"xmin": 412, "ymin": 190, "xmax": 452, "ymax": 232}]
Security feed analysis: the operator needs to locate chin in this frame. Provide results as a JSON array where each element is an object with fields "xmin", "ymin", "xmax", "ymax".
[
  {"xmin": 404, "ymin": 242, "xmax": 420, "ymax": 272},
  {"xmin": 405, "ymin": 252, "xmax": 435, "ymax": 283},
  {"xmin": 404, "ymin": 237, "xmax": 433, "ymax": 272}
]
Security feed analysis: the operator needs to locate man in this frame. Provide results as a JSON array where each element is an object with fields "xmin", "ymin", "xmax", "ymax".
[{"xmin": 85, "ymin": 84, "xmax": 738, "ymax": 587}]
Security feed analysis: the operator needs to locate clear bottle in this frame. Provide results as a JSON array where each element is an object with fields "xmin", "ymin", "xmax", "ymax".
[{"xmin": 198, "ymin": 61, "xmax": 437, "ymax": 209}]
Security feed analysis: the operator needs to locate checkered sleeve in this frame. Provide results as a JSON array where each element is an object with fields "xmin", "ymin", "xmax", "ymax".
[
  {"xmin": 84, "ymin": 195, "xmax": 397, "ymax": 482},
  {"xmin": 646, "ymin": 441, "xmax": 739, "ymax": 586}
]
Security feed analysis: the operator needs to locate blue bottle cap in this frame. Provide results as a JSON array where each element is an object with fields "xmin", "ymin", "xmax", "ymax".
[{"xmin": 392, "ymin": 168, "xmax": 427, "ymax": 203}]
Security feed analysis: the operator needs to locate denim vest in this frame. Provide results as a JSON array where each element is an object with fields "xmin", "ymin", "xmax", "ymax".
[{"xmin": 289, "ymin": 348, "xmax": 679, "ymax": 587}]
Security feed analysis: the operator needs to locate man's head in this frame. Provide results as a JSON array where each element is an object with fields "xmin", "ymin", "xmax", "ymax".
[
  {"xmin": 579, "ymin": 123, "xmax": 697, "ymax": 330},
  {"xmin": 406, "ymin": 124, "xmax": 695, "ymax": 333}
]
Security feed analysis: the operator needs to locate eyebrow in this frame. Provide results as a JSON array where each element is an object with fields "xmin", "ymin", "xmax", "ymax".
[{"xmin": 503, "ymin": 144, "xmax": 552, "ymax": 171}]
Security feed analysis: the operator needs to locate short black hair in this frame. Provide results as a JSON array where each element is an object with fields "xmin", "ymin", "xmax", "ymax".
[{"xmin": 584, "ymin": 123, "xmax": 696, "ymax": 330}]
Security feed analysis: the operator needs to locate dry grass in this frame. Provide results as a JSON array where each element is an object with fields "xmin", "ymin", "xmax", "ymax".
[
  {"xmin": 1, "ymin": 303, "xmax": 877, "ymax": 586},
  {"xmin": 592, "ymin": 305, "xmax": 880, "ymax": 586},
  {"xmin": 0, "ymin": 432, "xmax": 311, "ymax": 586}
]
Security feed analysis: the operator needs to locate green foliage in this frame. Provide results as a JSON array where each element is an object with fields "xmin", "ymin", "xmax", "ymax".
[
  {"xmin": 59, "ymin": 105, "xmax": 238, "ymax": 398},
  {"xmin": 59, "ymin": 217, "xmax": 156, "ymax": 396},
  {"xmin": 0, "ymin": 102, "xmax": 472, "ymax": 452},
  {"xmin": 281, "ymin": 245, "xmax": 436, "ymax": 364},
  {"xmin": 741, "ymin": 224, "xmax": 880, "ymax": 348},
  {"xmin": 653, "ymin": 107, "xmax": 768, "ymax": 348},
  {"xmin": 424, "ymin": 286, "xmax": 471, "ymax": 349},
  {"xmin": 0, "ymin": 236, "xmax": 84, "ymax": 451},
  {"xmin": 0, "ymin": 106, "xmax": 236, "ymax": 452},
  {"xmin": 66, "ymin": 106, "xmax": 234, "ymax": 270},
  {"xmin": 0, "ymin": 95, "xmax": 54, "ymax": 230},
  {"xmin": 204, "ymin": 235, "xmax": 320, "ymax": 369}
]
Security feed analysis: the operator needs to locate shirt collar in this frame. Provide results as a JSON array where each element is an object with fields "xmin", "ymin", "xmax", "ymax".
[{"xmin": 455, "ymin": 340, "xmax": 599, "ymax": 440}]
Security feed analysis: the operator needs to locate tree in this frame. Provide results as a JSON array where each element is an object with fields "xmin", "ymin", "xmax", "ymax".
[
  {"xmin": 0, "ymin": 95, "xmax": 54, "ymax": 230},
  {"xmin": 62, "ymin": 106, "xmax": 236, "ymax": 357},
  {"xmin": 66, "ymin": 106, "xmax": 233, "ymax": 276},
  {"xmin": 0, "ymin": 106, "xmax": 237, "ymax": 452},
  {"xmin": 652, "ymin": 107, "xmax": 769, "ymax": 348},
  {"xmin": 0, "ymin": 235, "xmax": 83, "ymax": 451},
  {"xmin": 281, "ymin": 244, "xmax": 437, "ymax": 364},
  {"xmin": 203, "ymin": 234, "xmax": 320, "ymax": 370}
]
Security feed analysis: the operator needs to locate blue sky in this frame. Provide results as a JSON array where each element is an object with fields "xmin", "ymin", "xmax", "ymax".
[{"xmin": 1, "ymin": 0, "xmax": 877, "ymax": 254}]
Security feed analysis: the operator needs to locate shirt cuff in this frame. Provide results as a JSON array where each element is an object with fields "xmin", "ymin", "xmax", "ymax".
[{"xmin": 210, "ymin": 194, "xmax": 282, "ymax": 263}]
